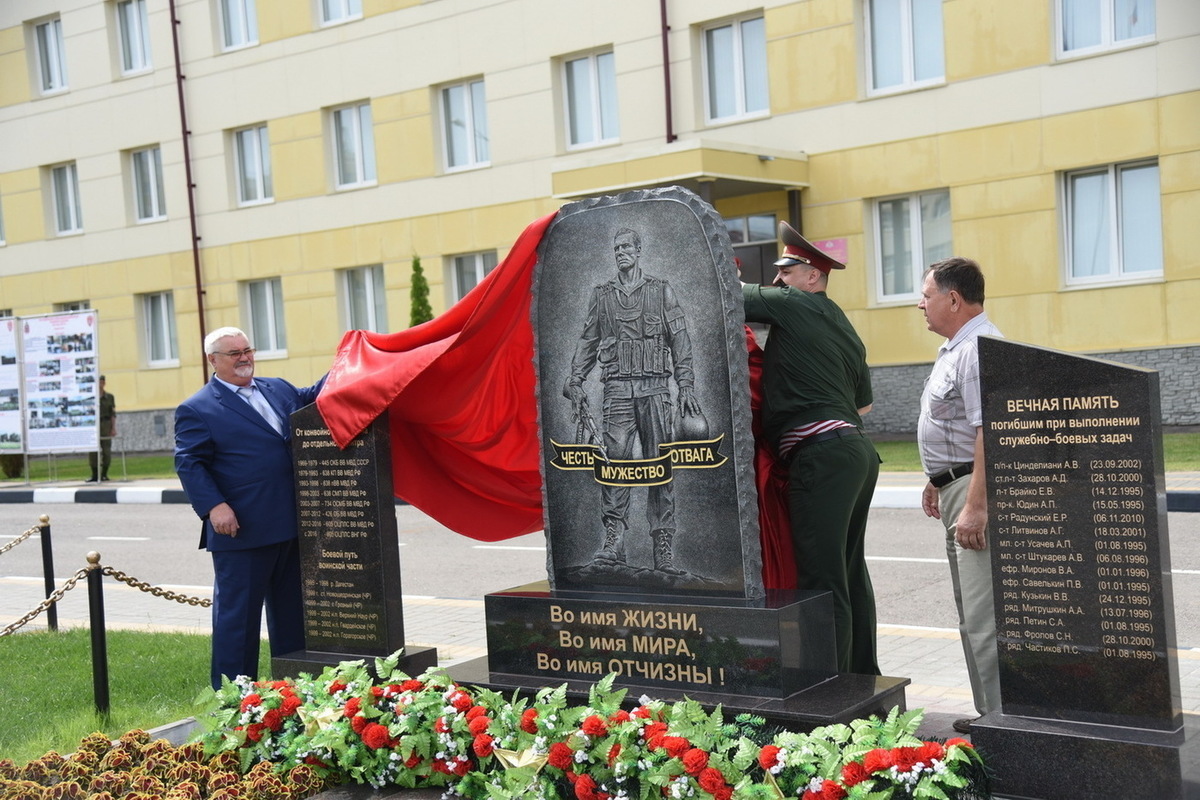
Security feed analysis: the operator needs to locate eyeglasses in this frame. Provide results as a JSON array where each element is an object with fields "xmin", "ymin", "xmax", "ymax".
[{"xmin": 214, "ymin": 348, "xmax": 256, "ymax": 358}]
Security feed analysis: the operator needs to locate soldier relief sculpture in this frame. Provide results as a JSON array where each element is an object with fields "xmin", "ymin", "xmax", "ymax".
[{"xmin": 561, "ymin": 228, "xmax": 709, "ymax": 575}]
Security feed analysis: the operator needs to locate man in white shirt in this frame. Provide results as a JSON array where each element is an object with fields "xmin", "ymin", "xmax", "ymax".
[{"xmin": 917, "ymin": 257, "xmax": 1003, "ymax": 734}]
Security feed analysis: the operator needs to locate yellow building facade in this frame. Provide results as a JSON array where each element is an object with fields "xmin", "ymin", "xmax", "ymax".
[{"xmin": 1, "ymin": 0, "xmax": 1197, "ymax": 449}]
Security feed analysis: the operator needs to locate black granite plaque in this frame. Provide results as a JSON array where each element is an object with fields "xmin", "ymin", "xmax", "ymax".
[
  {"xmin": 277, "ymin": 405, "xmax": 435, "ymax": 677},
  {"xmin": 973, "ymin": 338, "xmax": 1197, "ymax": 799},
  {"xmin": 532, "ymin": 187, "xmax": 762, "ymax": 600},
  {"xmin": 979, "ymin": 338, "xmax": 1180, "ymax": 730},
  {"xmin": 485, "ymin": 583, "xmax": 835, "ymax": 697}
]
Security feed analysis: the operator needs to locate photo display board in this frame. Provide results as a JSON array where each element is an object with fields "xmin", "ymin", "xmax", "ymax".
[{"xmin": 21, "ymin": 312, "xmax": 100, "ymax": 454}]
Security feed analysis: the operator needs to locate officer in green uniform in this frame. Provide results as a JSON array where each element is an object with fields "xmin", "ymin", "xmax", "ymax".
[
  {"xmin": 88, "ymin": 375, "xmax": 116, "ymax": 482},
  {"xmin": 742, "ymin": 222, "xmax": 880, "ymax": 675},
  {"xmin": 565, "ymin": 228, "xmax": 701, "ymax": 573}
]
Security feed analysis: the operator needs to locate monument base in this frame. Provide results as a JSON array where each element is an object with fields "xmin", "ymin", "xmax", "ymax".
[
  {"xmin": 972, "ymin": 712, "xmax": 1200, "ymax": 799},
  {"xmin": 447, "ymin": 655, "xmax": 908, "ymax": 732},
  {"xmin": 273, "ymin": 646, "xmax": 439, "ymax": 682}
]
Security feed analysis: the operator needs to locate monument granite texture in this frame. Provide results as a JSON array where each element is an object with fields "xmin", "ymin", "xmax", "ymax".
[
  {"xmin": 971, "ymin": 338, "xmax": 1198, "ymax": 799},
  {"xmin": 274, "ymin": 405, "xmax": 437, "ymax": 679},
  {"xmin": 468, "ymin": 187, "xmax": 906, "ymax": 726}
]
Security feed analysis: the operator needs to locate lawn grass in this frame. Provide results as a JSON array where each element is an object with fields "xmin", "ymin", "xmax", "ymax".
[
  {"xmin": 1, "ymin": 453, "xmax": 177, "ymax": 483},
  {"xmin": 0, "ymin": 628, "xmax": 269, "ymax": 765}
]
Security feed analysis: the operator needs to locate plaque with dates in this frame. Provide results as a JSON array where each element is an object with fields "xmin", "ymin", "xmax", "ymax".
[{"xmin": 979, "ymin": 337, "xmax": 1181, "ymax": 731}]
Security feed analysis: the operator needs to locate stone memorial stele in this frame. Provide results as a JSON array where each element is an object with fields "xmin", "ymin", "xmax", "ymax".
[
  {"xmin": 274, "ymin": 404, "xmax": 437, "ymax": 679},
  {"xmin": 462, "ymin": 187, "xmax": 908, "ymax": 726},
  {"xmin": 971, "ymin": 338, "xmax": 1198, "ymax": 799}
]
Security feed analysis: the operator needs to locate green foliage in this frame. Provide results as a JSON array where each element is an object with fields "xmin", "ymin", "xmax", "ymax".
[{"xmin": 409, "ymin": 254, "xmax": 433, "ymax": 327}]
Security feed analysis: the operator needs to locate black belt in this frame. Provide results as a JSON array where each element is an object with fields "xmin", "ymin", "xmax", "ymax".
[{"xmin": 929, "ymin": 462, "xmax": 974, "ymax": 488}]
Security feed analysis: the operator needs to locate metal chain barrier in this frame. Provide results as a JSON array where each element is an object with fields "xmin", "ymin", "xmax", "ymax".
[
  {"xmin": 0, "ymin": 552, "xmax": 212, "ymax": 638},
  {"xmin": 0, "ymin": 518, "xmax": 45, "ymax": 557}
]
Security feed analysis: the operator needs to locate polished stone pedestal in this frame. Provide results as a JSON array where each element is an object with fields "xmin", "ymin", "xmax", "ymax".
[
  {"xmin": 972, "ymin": 712, "xmax": 1200, "ymax": 799},
  {"xmin": 273, "ymin": 645, "xmax": 438, "ymax": 681}
]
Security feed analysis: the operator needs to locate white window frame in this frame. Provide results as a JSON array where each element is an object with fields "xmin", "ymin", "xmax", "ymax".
[
  {"xmin": 116, "ymin": 0, "xmax": 152, "ymax": 75},
  {"xmin": 562, "ymin": 50, "xmax": 619, "ymax": 150},
  {"xmin": 54, "ymin": 300, "xmax": 90, "ymax": 312},
  {"xmin": 34, "ymin": 17, "xmax": 69, "ymax": 95},
  {"xmin": 865, "ymin": 0, "xmax": 945, "ymax": 96},
  {"xmin": 131, "ymin": 146, "xmax": 167, "ymax": 222},
  {"xmin": 450, "ymin": 251, "xmax": 498, "ymax": 302},
  {"xmin": 701, "ymin": 14, "xmax": 768, "ymax": 124},
  {"xmin": 1064, "ymin": 160, "xmax": 1162, "ymax": 286},
  {"xmin": 872, "ymin": 188, "xmax": 953, "ymax": 302},
  {"xmin": 331, "ymin": 102, "xmax": 376, "ymax": 189},
  {"xmin": 219, "ymin": 0, "xmax": 258, "ymax": 50},
  {"xmin": 440, "ymin": 79, "xmax": 489, "ymax": 171},
  {"xmin": 50, "ymin": 162, "xmax": 83, "ymax": 236},
  {"xmin": 320, "ymin": 0, "xmax": 362, "ymax": 26},
  {"xmin": 141, "ymin": 291, "xmax": 179, "ymax": 367},
  {"xmin": 339, "ymin": 265, "xmax": 386, "ymax": 332},
  {"xmin": 234, "ymin": 124, "xmax": 273, "ymax": 206},
  {"xmin": 1056, "ymin": 0, "xmax": 1156, "ymax": 59},
  {"xmin": 241, "ymin": 277, "xmax": 287, "ymax": 356}
]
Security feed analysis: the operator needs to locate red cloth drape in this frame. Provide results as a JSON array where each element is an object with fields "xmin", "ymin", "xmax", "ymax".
[{"xmin": 317, "ymin": 211, "xmax": 796, "ymax": 586}]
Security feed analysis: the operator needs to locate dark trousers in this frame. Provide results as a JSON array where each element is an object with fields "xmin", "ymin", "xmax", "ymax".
[
  {"xmin": 787, "ymin": 432, "xmax": 881, "ymax": 675},
  {"xmin": 88, "ymin": 437, "xmax": 112, "ymax": 477},
  {"xmin": 209, "ymin": 539, "xmax": 305, "ymax": 688},
  {"xmin": 600, "ymin": 392, "xmax": 675, "ymax": 532}
]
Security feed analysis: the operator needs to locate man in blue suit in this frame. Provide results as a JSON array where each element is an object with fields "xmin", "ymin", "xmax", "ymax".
[{"xmin": 175, "ymin": 326, "xmax": 325, "ymax": 688}]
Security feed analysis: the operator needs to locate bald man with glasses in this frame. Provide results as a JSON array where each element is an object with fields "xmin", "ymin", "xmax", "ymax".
[{"xmin": 175, "ymin": 326, "xmax": 325, "ymax": 688}]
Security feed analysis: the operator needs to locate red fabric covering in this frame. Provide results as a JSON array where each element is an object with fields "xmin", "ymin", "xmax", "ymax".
[{"xmin": 317, "ymin": 211, "xmax": 796, "ymax": 586}]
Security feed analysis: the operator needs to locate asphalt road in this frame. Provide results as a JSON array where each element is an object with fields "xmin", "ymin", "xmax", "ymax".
[{"xmin": 3, "ymin": 503, "xmax": 1198, "ymax": 648}]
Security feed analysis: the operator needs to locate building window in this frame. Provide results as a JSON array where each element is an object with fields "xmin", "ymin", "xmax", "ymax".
[
  {"xmin": 874, "ymin": 189, "xmax": 952, "ymax": 300},
  {"xmin": 702, "ymin": 15, "xmax": 767, "ymax": 123},
  {"xmin": 116, "ymin": 0, "xmax": 152, "ymax": 74},
  {"xmin": 1065, "ymin": 161, "xmax": 1162, "ymax": 284},
  {"xmin": 131, "ymin": 146, "xmax": 166, "ymax": 222},
  {"xmin": 141, "ymin": 291, "xmax": 178, "ymax": 366},
  {"xmin": 451, "ymin": 251, "xmax": 498, "ymax": 302},
  {"xmin": 1058, "ymin": 0, "xmax": 1155, "ymax": 57},
  {"xmin": 220, "ymin": 0, "xmax": 258, "ymax": 50},
  {"xmin": 54, "ymin": 300, "xmax": 90, "ymax": 312},
  {"xmin": 340, "ymin": 265, "xmax": 386, "ymax": 332},
  {"xmin": 724, "ymin": 213, "xmax": 777, "ymax": 286},
  {"xmin": 51, "ymin": 162, "xmax": 83, "ymax": 235},
  {"xmin": 866, "ymin": 0, "xmax": 944, "ymax": 94},
  {"xmin": 331, "ymin": 102, "xmax": 376, "ymax": 189},
  {"xmin": 234, "ymin": 124, "xmax": 273, "ymax": 205},
  {"xmin": 0, "ymin": 310, "xmax": 11, "ymax": 318},
  {"xmin": 34, "ymin": 17, "xmax": 69, "ymax": 95},
  {"xmin": 563, "ymin": 51, "xmax": 619, "ymax": 149},
  {"xmin": 242, "ymin": 277, "xmax": 286, "ymax": 355},
  {"xmin": 320, "ymin": 0, "xmax": 362, "ymax": 26},
  {"xmin": 441, "ymin": 79, "xmax": 489, "ymax": 170}
]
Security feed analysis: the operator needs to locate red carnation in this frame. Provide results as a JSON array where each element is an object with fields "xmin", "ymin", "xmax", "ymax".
[
  {"xmin": 892, "ymin": 746, "xmax": 922, "ymax": 773},
  {"xmin": 261, "ymin": 709, "xmax": 284, "ymax": 731},
  {"xmin": 466, "ymin": 704, "xmax": 488, "ymax": 720},
  {"xmin": 304, "ymin": 755, "xmax": 327, "ymax": 768},
  {"xmin": 350, "ymin": 715, "xmax": 368, "ymax": 735},
  {"xmin": 448, "ymin": 691, "xmax": 473, "ymax": 712},
  {"xmin": 607, "ymin": 743, "xmax": 621, "ymax": 765},
  {"xmin": 468, "ymin": 715, "xmax": 491, "ymax": 736},
  {"xmin": 362, "ymin": 723, "xmax": 394, "ymax": 750},
  {"xmin": 918, "ymin": 741, "xmax": 945, "ymax": 763},
  {"xmin": 642, "ymin": 721, "xmax": 668, "ymax": 743},
  {"xmin": 434, "ymin": 716, "xmax": 451, "ymax": 733},
  {"xmin": 662, "ymin": 736, "xmax": 691, "ymax": 759},
  {"xmin": 453, "ymin": 758, "xmax": 471, "ymax": 777},
  {"xmin": 841, "ymin": 761, "xmax": 870, "ymax": 786},
  {"xmin": 713, "ymin": 788, "xmax": 733, "ymax": 800},
  {"xmin": 697, "ymin": 767, "xmax": 727, "ymax": 795},
  {"xmin": 581, "ymin": 714, "xmax": 609, "ymax": 738},
  {"xmin": 370, "ymin": 686, "xmax": 384, "ymax": 698},
  {"xmin": 244, "ymin": 723, "xmax": 266, "ymax": 743},
  {"xmin": 270, "ymin": 680, "xmax": 288, "ymax": 689},
  {"xmin": 431, "ymin": 760, "xmax": 451, "ymax": 775},
  {"xmin": 403, "ymin": 752, "xmax": 421, "ymax": 769},
  {"xmin": 863, "ymin": 748, "xmax": 894, "ymax": 773},
  {"xmin": 946, "ymin": 737, "xmax": 974, "ymax": 749},
  {"xmin": 548, "ymin": 742, "xmax": 575, "ymax": 770},
  {"xmin": 473, "ymin": 734, "xmax": 495, "ymax": 758},
  {"xmin": 609, "ymin": 709, "xmax": 631, "ymax": 724},
  {"xmin": 818, "ymin": 779, "xmax": 848, "ymax": 800},
  {"xmin": 758, "ymin": 744, "xmax": 782, "ymax": 770},
  {"xmin": 631, "ymin": 706, "xmax": 652, "ymax": 719},
  {"xmin": 327, "ymin": 680, "xmax": 347, "ymax": 694},
  {"xmin": 682, "ymin": 748, "xmax": 709, "ymax": 776},
  {"xmin": 520, "ymin": 708, "xmax": 539, "ymax": 733},
  {"xmin": 573, "ymin": 773, "xmax": 605, "ymax": 800},
  {"xmin": 399, "ymin": 680, "xmax": 424, "ymax": 692},
  {"xmin": 343, "ymin": 697, "xmax": 362, "ymax": 718},
  {"xmin": 280, "ymin": 695, "xmax": 301, "ymax": 716},
  {"xmin": 239, "ymin": 694, "xmax": 262, "ymax": 712}
]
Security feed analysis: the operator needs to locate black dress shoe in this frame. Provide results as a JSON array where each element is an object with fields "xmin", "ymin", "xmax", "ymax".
[
  {"xmin": 101, "ymin": 476, "xmax": 110, "ymax": 481},
  {"xmin": 85, "ymin": 476, "xmax": 99, "ymax": 483},
  {"xmin": 953, "ymin": 717, "xmax": 977, "ymax": 734}
]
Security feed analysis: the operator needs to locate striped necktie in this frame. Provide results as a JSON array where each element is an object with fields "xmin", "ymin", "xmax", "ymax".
[{"xmin": 237, "ymin": 385, "xmax": 283, "ymax": 436}]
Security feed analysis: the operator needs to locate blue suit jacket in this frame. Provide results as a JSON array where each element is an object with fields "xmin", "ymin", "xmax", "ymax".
[{"xmin": 175, "ymin": 376, "xmax": 324, "ymax": 551}]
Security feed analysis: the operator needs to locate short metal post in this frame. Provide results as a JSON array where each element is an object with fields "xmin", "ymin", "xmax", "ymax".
[
  {"xmin": 39, "ymin": 515, "xmax": 57, "ymax": 632},
  {"xmin": 86, "ymin": 551, "xmax": 110, "ymax": 716}
]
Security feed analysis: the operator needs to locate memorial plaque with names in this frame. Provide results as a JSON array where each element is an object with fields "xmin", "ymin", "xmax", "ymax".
[
  {"xmin": 979, "ymin": 337, "xmax": 1181, "ymax": 731},
  {"xmin": 291, "ymin": 404, "xmax": 406, "ymax": 656}
]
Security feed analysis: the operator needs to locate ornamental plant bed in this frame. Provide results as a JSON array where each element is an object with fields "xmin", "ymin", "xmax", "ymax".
[{"xmin": 1, "ymin": 654, "xmax": 991, "ymax": 800}]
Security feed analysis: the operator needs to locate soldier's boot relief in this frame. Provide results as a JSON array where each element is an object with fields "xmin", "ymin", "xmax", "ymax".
[
  {"xmin": 651, "ymin": 528, "xmax": 683, "ymax": 574},
  {"xmin": 597, "ymin": 522, "xmax": 626, "ymax": 564}
]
